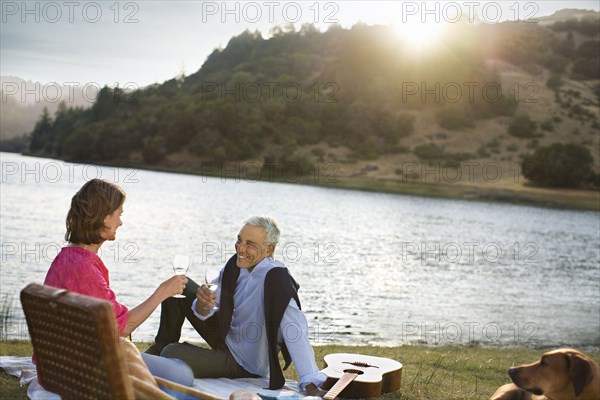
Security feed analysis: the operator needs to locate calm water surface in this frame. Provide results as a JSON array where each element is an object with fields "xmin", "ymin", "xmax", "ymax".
[{"xmin": 1, "ymin": 152, "xmax": 599, "ymax": 347}]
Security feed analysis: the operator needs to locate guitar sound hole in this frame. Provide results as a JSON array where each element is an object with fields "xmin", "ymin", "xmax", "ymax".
[
  {"xmin": 343, "ymin": 369, "xmax": 365, "ymax": 375},
  {"xmin": 344, "ymin": 361, "xmax": 379, "ymax": 369}
]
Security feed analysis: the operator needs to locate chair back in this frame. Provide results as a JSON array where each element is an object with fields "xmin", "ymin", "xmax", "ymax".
[{"xmin": 21, "ymin": 283, "xmax": 134, "ymax": 400}]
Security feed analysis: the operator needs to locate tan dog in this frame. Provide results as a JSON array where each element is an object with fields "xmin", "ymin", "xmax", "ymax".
[{"xmin": 501, "ymin": 348, "xmax": 600, "ymax": 400}]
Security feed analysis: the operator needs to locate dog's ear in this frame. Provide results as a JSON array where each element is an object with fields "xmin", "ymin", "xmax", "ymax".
[{"xmin": 569, "ymin": 353, "xmax": 593, "ymax": 397}]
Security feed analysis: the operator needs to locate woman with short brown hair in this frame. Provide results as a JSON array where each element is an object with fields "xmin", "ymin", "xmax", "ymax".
[
  {"xmin": 65, "ymin": 177, "xmax": 126, "ymax": 245},
  {"xmin": 43, "ymin": 178, "xmax": 194, "ymax": 386}
]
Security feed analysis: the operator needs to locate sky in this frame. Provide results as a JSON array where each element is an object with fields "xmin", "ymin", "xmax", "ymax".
[{"xmin": 1, "ymin": 1, "xmax": 599, "ymax": 87}]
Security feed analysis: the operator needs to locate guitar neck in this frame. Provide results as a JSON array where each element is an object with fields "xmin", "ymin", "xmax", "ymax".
[{"xmin": 323, "ymin": 372, "xmax": 359, "ymax": 400}]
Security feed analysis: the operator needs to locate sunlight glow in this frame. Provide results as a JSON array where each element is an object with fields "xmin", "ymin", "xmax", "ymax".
[{"xmin": 393, "ymin": 20, "xmax": 447, "ymax": 51}]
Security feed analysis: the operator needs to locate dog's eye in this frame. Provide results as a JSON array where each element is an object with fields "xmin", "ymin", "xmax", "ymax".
[{"xmin": 540, "ymin": 357, "xmax": 546, "ymax": 366}]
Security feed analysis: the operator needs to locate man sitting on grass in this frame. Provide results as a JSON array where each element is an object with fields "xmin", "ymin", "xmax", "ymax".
[{"xmin": 147, "ymin": 216, "xmax": 326, "ymax": 397}]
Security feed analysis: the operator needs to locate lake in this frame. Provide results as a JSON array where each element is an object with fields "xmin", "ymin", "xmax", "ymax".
[{"xmin": 1, "ymin": 152, "xmax": 599, "ymax": 348}]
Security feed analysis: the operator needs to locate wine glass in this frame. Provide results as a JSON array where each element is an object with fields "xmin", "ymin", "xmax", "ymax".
[
  {"xmin": 204, "ymin": 266, "xmax": 220, "ymax": 310},
  {"xmin": 172, "ymin": 254, "xmax": 190, "ymax": 298}
]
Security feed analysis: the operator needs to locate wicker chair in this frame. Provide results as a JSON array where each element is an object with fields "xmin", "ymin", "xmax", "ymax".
[{"xmin": 20, "ymin": 283, "xmax": 216, "ymax": 400}]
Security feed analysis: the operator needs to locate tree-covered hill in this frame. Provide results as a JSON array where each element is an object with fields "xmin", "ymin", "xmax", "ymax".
[{"xmin": 24, "ymin": 15, "xmax": 600, "ymax": 190}]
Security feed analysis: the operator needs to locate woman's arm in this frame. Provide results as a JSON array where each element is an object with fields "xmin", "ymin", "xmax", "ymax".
[{"xmin": 120, "ymin": 275, "xmax": 187, "ymax": 337}]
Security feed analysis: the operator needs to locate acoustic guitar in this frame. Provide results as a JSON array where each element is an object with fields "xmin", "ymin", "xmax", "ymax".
[{"xmin": 321, "ymin": 353, "xmax": 402, "ymax": 399}]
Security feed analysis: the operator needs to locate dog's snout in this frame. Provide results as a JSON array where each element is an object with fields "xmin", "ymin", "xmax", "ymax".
[{"xmin": 508, "ymin": 367, "xmax": 522, "ymax": 386}]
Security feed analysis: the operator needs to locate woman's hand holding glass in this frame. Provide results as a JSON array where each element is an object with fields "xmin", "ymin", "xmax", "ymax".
[
  {"xmin": 161, "ymin": 274, "xmax": 188, "ymax": 299},
  {"xmin": 171, "ymin": 255, "xmax": 190, "ymax": 298}
]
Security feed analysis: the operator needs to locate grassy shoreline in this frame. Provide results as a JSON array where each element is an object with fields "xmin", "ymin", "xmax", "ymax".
[
  {"xmin": 2, "ymin": 340, "xmax": 600, "ymax": 399},
  {"xmin": 74, "ymin": 157, "xmax": 600, "ymax": 212}
]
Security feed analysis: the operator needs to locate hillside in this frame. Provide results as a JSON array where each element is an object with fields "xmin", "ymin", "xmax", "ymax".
[{"xmin": 16, "ymin": 13, "xmax": 600, "ymax": 209}]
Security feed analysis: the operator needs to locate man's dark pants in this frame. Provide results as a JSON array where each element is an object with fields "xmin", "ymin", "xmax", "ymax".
[{"xmin": 153, "ymin": 278, "xmax": 256, "ymax": 379}]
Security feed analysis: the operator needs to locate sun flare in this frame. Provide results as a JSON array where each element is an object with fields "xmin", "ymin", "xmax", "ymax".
[{"xmin": 393, "ymin": 20, "xmax": 447, "ymax": 51}]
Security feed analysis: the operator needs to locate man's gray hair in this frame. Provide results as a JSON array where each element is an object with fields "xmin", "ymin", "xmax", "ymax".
[{"xmin": 243, "ymin": 216, "xmax": 280, "ymax": 245}]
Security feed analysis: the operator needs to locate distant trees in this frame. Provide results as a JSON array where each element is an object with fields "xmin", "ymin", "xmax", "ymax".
[
  {"xmin": 522, "ymin": 143, "xmax": 594, "ymax": 188},
  {"xmin": 28, "ymin": 107, "xmax": 52, "ymax": 153},
  {"xmin": 553, "ymin": 32, "xmax": 576, "ymax": 58},
  {"xmin": 27, "ymin": 87, "xmax": 138, "ymax": 161},
  {"xmin": 570, "ymin": 40, "xmax": 600, "ymax": 80},
  {"xmin": 550, "ymin": 16, "xmax": 600, "ymax": 36},
  {"xmin": 22, "ymin": 21, "xmax": 600, "ymax": 174},
  {"xmin": 490, "ymin": 16, "xmax": 599, "ymax": 81},
  {"xmin": 576, "ymin": 40, "xmax": 600, "ymax": 59},
  {"xmin": 0, "ymin": 134, "xmax": 29, "ymax": 153},
  {"xmin": 142, "ymin": 135, "xmax": 167, "ymax": 164},
  {"xmin": 572, "ymin": 58, "xmax": 600, "ymax": 80}
]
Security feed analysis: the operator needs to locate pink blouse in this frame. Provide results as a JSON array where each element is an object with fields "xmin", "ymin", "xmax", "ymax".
[{"xmin": 44, "ymin": 246, "xmax": 129, "ymax": 334}]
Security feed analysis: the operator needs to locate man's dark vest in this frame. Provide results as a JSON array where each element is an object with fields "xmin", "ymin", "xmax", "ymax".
[{"xmin": 218, "ymin": 255, "xmax": 301, "ymax": 390}]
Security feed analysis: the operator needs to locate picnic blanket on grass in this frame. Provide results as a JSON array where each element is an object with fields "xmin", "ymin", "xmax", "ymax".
[{"xmin": 0, "ymin": 356, "xmax": 306, "ymax": 400}]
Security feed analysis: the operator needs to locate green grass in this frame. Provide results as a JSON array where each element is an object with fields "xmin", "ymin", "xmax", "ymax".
[
  {"xmin": 2, "ymin": 340, "xmax": 599, "ymax": 399},
  {"xmin": 0, "ymin": 295, "xmax": 14, "ymax": 342},
  {"xmin": 0, "ymin": 340, "xmax": 31, "ymax": 399}
]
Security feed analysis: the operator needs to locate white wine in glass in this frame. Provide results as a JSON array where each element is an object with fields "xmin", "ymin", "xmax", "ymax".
[
  {"xmin": 204, "ymin": 266, "xmax": 220, "ymax": 310},
  {"xmin": 172, "ymin": 254, "xmax": 190, "ymax": 298},
  {"xmin": 205, "ymin": 283, "xmax": 219, "ymax": 292}
]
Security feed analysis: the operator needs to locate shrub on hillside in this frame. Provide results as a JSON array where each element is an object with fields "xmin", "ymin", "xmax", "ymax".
[
  {"xmin": 143, "ymin": 135, "xmax": 168, "ymax": 164},
  {"xmin": 576, "ymin": 40, "xmax": 600, "ymax": 59},
  {"xmin": 541, "ymin": 53, "xmax": 569, "ymax": 74},
  {"xmin": 540, "ymin": 119, "xmax": 555, "ymax": 132},
  {"xmin": 509, "ymin": 113, "xmax": 538, "ymax": 138},
  {"xmin": 436, "ymin": 106, "xmax": 474, "ymax": 130},
  {"xmin": 572, "ymin": 58, "xmax": 600, "ymax": 80},
  {"xmin": 414, "ymin": 143, "xmax": 445, "ymax": 160},
  {"xmin": 522, "ymin": 143, "xmax": 594, "ymax": 188},
  {"xmin": 546, "ymin": 75, "xmax": 563, "ymax": 91},
  {"xmin": 414, "ymin": 143, "xmax": 473, "ymax": 163}
]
